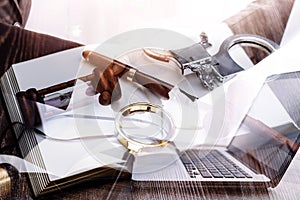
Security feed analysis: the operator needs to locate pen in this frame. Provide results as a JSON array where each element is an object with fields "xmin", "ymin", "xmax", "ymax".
[
  {"xmin": 16, "ymin": 50, "xmax": 198, "ymax": 127},
  {"xmin": 16, "ymin": 51, "xmax": 175, "ymax": 127},
  {"xmin": 82, "ymin": 50, "xmax": 173, "ymax": 101}
]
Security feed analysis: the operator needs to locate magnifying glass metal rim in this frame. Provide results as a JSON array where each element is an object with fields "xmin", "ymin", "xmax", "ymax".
[{"xmin": 115, "ymin": 102, "xmax": 175, "ymax": 153}]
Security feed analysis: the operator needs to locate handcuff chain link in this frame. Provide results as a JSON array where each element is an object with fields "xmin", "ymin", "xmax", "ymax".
[{"xmin": 184, "ymin": 62, "xmax": 224, "ymax": 90}]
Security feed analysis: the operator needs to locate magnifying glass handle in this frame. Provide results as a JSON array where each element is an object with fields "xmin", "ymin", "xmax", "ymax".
[{"xmin": 121, "ymin": 151, "xmax": 135, "ymax": 174}]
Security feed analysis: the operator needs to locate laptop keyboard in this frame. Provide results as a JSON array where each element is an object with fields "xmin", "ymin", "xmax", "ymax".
[{"xmin": 180, "ymin": 149, "xmax": 252, "ymax": 179}]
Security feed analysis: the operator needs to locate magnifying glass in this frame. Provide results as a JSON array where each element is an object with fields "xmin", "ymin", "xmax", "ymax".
[{"xmin": 115, "ymin": 103, "xmax": 175, "ymax": 154}]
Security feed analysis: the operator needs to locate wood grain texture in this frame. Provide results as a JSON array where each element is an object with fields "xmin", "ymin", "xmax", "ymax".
[
  {"xmin": 0, "ymin": 23, "xmax": 81, "ymax": 75},
  {"xmin": 1, "ymin": 0, "xmax": 300, "ymax": 198},
  {"xmin": 0, "ymin": 0, "xmax": 32, "ymax": 26},
  {"xmin": 225, "ymin": 0, "xmax": 295, "ymax": 64}
]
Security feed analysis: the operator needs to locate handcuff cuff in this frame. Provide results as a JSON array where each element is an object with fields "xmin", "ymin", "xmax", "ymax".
[
  {"xmin": 116, "ymin": 33, "xmax": 280, "ymax": 154},
  {"xmin": 143, "ymin": 33, "xmax": 279, "ymax": 90}
]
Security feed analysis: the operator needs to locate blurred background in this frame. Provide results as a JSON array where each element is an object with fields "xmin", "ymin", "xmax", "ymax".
[{"xmin": 25, "ymin": 0, "xmax": 253, "ymax": 44}]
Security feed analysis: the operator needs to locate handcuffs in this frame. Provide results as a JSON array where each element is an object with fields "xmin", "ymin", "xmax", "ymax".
[
  {"xmin": 143, "ymin": 33, "xmax": 279, "ymax": 90},
  {"xmin": 116, "ymin": 33, "xmax": 280, "ymax": 154}
]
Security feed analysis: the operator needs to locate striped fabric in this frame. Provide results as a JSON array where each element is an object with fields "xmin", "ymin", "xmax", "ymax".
[
  {"xmin": 225, "ymin": 0, "xmax": 295, "ymax": 63},
  {"xmin": 0, "ymin": 0, "xmax": 31, "ymax": 27}
]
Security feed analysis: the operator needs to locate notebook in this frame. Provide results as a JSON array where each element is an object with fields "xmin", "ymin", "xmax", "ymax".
[
  {"xmin": 0, "ymin": 47, "xmax": 132, "ymax": 197},
  {"xmin": 0, "ymin": 45, "xmax": 212, "ymax": 197},
  {"xmin": 132, "ymin": 71, "xmax": 300, "ymax": 188}
]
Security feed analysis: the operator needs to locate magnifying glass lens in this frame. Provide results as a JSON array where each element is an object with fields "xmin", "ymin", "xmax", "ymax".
[{"xmin": 116, "ymin": 103, "xmax": 174, "ymax": 148}]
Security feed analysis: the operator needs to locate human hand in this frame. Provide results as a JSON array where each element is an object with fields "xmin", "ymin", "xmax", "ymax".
[
  {"xmin": 85, "ymin": 59, "xmax": 126, "ymax": 105},
  {"xmin": 83, "ymin": 50, "xmax": 171, "ymax": 106}
]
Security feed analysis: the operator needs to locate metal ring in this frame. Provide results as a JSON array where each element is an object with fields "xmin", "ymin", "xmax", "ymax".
[
  {"xmin": 213, "ymin": 34, "xmax": 280, "ymax": 76},
  {"xmin": 115, "ymin": 103, "xmax": 175, "ymax": 153},
  {"xmin": 0, "ymin": 167, "xmax": 11, "ymax": 197},
  {"xmin": 126, "ymin": 68, "xmax": 137, "ymax": 82},
  {"xmin": 220, "ymin": 34, "xmax": 279, "ymax": 54}
]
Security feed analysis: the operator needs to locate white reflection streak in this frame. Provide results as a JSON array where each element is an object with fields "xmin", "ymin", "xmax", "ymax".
[{"xmin": 0, "ymin": 155, "xmax": 52, "ymax": 175}]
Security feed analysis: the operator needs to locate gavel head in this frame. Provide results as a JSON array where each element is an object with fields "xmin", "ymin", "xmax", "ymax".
[{"xmin": 16, "ymin": 88, "xmax": 43, "ymax": 127}]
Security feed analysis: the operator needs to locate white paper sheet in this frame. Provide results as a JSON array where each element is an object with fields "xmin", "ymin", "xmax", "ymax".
[{"xmin": 281, "ymin": 0, "xmax": 300, "ymax": 46}]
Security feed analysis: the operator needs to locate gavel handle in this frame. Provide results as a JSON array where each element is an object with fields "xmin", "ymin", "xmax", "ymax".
[
  {"xmin": 16, "ymin": 74, "xmax": 94, "ymax": 127},
  {"xmin": 38, "ymin": 74, "xmax": 94, "ymax": 96},
  {"xmin": 16, "ymin": 90, "xmax": 42, "ymax": 127}
]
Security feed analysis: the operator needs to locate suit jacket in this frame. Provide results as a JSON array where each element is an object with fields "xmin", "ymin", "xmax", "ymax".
[
  {"xmin": 0, "ymin": 0, "xmax": 31, "ymax": 27},
  {"xmin": 225, "ymin": 0, "xmax": 295, "ymax": 64}
]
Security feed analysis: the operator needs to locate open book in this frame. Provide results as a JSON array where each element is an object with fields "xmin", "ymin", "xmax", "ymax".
[
  {"xmin": 0, "ymin": 47, "xmax": 133, "ymax": 197},
  {"xmin": 0, "ymin": 45, "xmax": 210, "ymax": 197}
]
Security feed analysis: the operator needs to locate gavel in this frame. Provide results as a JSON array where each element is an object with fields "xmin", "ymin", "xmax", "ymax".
[
  {"xmin": 16, "ymin": 50, "xmax": 173, "ymax": 127},
  {"xmin": 16, "ymin": 76, "xmax": 89, "ymax": 127}
]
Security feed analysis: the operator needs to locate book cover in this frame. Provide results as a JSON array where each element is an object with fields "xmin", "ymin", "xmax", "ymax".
[{"xmin": 0, "ymin": 47, "xmax": 131, "ymax": 197}]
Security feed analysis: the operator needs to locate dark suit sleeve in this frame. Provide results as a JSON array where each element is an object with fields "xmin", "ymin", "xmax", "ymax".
[
  {"xmin": 224, "ymin": 0, "xmax": 295, "ymax": 64},
  {"xmin": 0, "ymin": 0, "xmax": 32, "ymax": 27}
]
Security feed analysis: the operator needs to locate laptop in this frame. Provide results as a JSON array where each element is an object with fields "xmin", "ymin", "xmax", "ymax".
[{"xmin": 131, "ymin": 71, "xmax": 300, "ymax": 188}]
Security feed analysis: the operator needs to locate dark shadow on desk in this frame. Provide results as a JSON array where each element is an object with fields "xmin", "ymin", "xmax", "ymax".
[
  {"xmin": 36, "ymin": 179, "xmax": 132, "ymax": 200},
  {"xmin": 132, "ymin": 181, "xmax": 269, "ymax": 200}
]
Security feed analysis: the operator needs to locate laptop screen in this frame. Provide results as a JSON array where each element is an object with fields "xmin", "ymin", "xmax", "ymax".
[{"xmin": 227, "ymin": 71, "xmax": 300, "ymax": 187}]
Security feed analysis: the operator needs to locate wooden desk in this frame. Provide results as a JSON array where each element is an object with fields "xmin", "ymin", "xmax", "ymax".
[{"xmin": 0, "ymin": 22, "xmax": 300, "ymax": 200}]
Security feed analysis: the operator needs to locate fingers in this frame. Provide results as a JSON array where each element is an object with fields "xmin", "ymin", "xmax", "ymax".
[
  {"xmin": 91, "ymin": 67, "xmax": 108, "ymax": 93},
  {"xmin": 98, "ymin": 91, "xmax": 111, "ymax": 105},
  {"xmin": 104, "ymin": 66, "xmax": 119, "ymax": 92},
  {"xmin": 89, "ymin": 63, "xmax": 124, "ymax": 105},
  {"xmin": 87, "ymin": 61, "xmax": 170, "ymax": 105},
  {"xmin": 85, "ymin": 85, "xmax": 97, "ymax": 96},
  {"xmin": 112, "ymin": 62, "xmax": 127, "ymax": 76}
]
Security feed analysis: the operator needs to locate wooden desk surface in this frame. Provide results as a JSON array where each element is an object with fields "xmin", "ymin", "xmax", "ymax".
[{"xmin": 0, "ymin": 22, "xmax": 300, "ymax": 200}]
